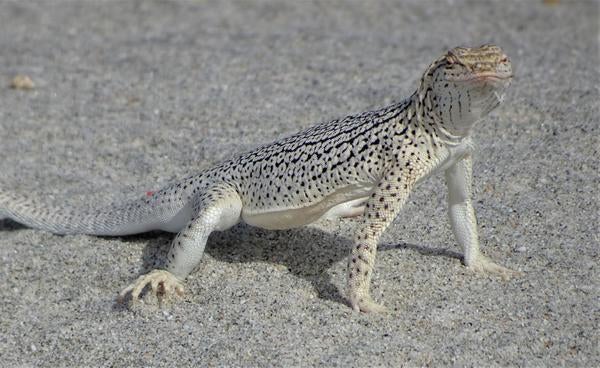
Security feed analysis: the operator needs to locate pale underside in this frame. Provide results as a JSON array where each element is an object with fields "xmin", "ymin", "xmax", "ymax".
[{"xmin": 242, "ymin": 184, "xmax": 373, "ymax": 230}]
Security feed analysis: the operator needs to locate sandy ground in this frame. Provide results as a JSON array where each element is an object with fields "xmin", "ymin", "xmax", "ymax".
[{"xmin": 0, "ymin": 1, "xmax": 598, "ymax": 366}]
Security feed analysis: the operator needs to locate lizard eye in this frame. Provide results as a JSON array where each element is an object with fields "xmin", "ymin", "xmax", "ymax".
[{"xmin": 500, "ymin": 55, "xmax": 509, "ymax": 63}]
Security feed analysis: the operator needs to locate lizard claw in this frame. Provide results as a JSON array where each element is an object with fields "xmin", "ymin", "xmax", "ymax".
[{"xmin": 118, "ymin": 269, "xmax": 184, "ymax": 304}]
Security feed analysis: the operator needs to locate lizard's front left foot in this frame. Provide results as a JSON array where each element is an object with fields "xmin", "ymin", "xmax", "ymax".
[
  {"xmin": 348, "ymin": 292, "xmax": 388, "ymax": 313},
  {"xmin": 467, "ymin": 255, "xmax": 523, "ymax": 280},
  {"xmin": 118, "ymin": 269, "xmax": 184, "ymax": 304}
]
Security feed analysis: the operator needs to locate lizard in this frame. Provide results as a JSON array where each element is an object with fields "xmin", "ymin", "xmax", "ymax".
[{"xmin": 0, "ymin": 44, "xmax": 518, "ymax": 313}]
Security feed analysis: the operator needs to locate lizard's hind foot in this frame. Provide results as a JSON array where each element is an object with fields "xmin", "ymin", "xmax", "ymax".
[{"xmin": 118, "ymin": 269, "xmax": 184, "ymax": 304}]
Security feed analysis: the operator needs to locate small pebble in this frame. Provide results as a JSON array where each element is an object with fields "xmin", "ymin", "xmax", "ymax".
[{"xmin": 10, "ymin": 74, "xmax": 35, "ymax": 90}]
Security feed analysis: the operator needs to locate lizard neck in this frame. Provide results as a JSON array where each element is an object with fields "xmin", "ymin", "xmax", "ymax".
[{"xmin": 413, "ymin": 86, "xmax": 468, "ymax": 146}]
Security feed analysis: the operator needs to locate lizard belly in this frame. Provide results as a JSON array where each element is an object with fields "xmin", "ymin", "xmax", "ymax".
[{"xmin": 241, "ymin": 183, "xmax": 373, "ymax": 230}]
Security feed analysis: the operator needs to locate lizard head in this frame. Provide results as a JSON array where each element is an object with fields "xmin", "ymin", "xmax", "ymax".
[{"xmin": 425, "ymin": 44, "xmax": 513, "ymax": 136}]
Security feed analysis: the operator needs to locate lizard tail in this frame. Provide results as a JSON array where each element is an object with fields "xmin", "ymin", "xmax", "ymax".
[{"xmin": 0, "ymin": 189, "xmax": 185, "ymax": 236}]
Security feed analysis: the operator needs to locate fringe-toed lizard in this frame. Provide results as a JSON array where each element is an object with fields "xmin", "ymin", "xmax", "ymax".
[{"xmin": 0, "ymin": 44, "xmax": 519, "ymax": 312}]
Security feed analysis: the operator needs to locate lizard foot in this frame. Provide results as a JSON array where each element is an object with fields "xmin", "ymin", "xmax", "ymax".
[
  {"xmin": 118, "ymin": 269, "xmax": 184, "ymax": 304},
  {"xmin": 467, "ymin": 255, "xmax": 523, "ymax": 280},
  {"xmin": 349, "ymin": 294, "xmax": 388, "ymax": 313}
]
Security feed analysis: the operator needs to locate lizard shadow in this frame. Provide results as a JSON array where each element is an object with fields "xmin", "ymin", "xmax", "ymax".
[
  {"xmin": 206, "ymin": 224, "xmax": 351, "ymax": 305},
  {"xmin": 0, "ymin": 219, "xmax": 27, "ymax": 231},
  {"xmin": 133, "ymin": 221, "xmax": 463, "ymax": 307}
]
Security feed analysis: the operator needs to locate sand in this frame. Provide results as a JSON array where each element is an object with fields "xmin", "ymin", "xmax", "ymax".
[{"xmin": 0, "ymin": 1, "xmax": 598, "ymax": 366}]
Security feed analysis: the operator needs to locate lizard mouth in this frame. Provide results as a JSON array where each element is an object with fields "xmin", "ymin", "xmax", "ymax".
[{"xmin": 451, "ymin": 73, "xmax": 513, "ymax": 83}]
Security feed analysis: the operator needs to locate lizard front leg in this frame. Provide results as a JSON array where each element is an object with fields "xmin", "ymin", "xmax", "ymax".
[
  {"xmin": 119, "ymin": 185, "xmax": 242, "ymax": 304},
  {"xmin": 445, "ymin": 155, "xmax": 520, "ymax": 278},
  {"xmin": 347, "ymin": 163, "xmax": 415, "ymax": 313}
]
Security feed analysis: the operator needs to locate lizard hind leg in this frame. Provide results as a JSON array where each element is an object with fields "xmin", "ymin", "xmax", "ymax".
[{"xmin": 118, "ymin": 185, "xmax": 243, "ymax": 305}]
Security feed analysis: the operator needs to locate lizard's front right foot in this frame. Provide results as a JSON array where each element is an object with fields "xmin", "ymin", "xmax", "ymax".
[
  {"xmin": 467, "ymin": 255, "xmax": 523, "ymax": 280},
  {"xmin": 348, "ymin": 291, "xmax": 388, "ymax": 313},
  {"xmin": 118, "ymin": 269, "xmax": 184, "ymax": 304}
]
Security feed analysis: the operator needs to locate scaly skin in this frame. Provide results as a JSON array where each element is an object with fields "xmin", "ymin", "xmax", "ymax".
[{"xmin": 0, "ymin": 44, "xmax": 519, "ymax": 312}]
